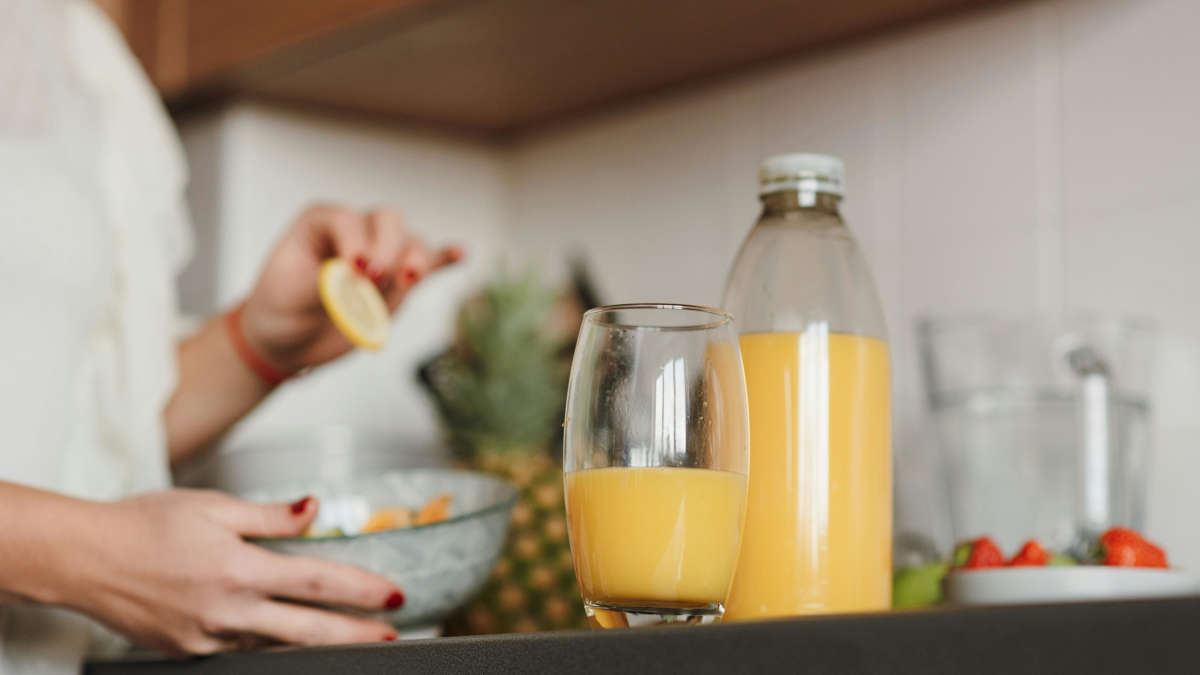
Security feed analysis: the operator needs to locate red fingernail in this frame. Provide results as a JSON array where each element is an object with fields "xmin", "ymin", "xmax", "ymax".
[
  {"xmin": 290, "ymin": 496, "xmax": 313, "ymax": 515},
  {"xmin": 353, "ymin": 255, "xmax": 368, "ymax": 273},
  {"xmin": 384, "ymin": 591, "xmax": 405, "ymax": 609},
  {"xmin": 383, "ymin": 634, "xmax": 398, "ymax": 642},
  {"xmin": 402, "ymin": 268, "xmax": 419, "ymax": 284}
]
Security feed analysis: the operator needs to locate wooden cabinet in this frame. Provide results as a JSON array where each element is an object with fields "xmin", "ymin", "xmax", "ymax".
[{"xmin": 97, "ymin": 0, "xmax": 1002, "ymax": 135}]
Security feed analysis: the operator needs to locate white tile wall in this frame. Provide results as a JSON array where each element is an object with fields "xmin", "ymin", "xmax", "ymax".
[
  {"xmin": 505, "ymin": 0, "xmax": 1200, "ymax": 564},
  {"xmin": 180, "ymin": 0, "xmax": 1200, "ymax": 566}
]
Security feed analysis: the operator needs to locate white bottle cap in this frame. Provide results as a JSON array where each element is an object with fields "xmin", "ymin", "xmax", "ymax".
[{"xmin": 759, "ymin": 153, "xmax": 844, "ymax": 197}]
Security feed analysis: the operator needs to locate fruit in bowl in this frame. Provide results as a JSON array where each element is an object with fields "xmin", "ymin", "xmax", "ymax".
[
  {"xmin": 950, "ymin": 528, "xmax": 1167, "ymax": 572},
  {"xmin": 1092, "ymin": 527, "xmax": 1168, "ymax": 568},
  {"xmin": 302, "ymin": 494, "xmax": 454, "ymax": 538},
  {"xmin": 949, "ymin": 536, "xmax": 1077, "ymax": 571},
  {"xmin": 894, "ymin": 528, "xmax": 1188, "ymax": 608},
  {"xmin": 941, "ymin": 529, "xmax": 1194, "ymax": 607}
]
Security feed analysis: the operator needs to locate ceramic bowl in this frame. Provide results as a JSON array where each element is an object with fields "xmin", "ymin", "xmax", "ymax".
[
  {"xmin": 249, "ymin": 468, "xmax": 516, "ymax": 629},
  {"xmin": 944, "ymin": 566, "xmax": 1199, "ymax": 606}
]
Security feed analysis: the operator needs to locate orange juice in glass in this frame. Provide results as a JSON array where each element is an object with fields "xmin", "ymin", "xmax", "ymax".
[
  {"xmin": 563, "ymin": 304, "xmax": 749, "ymax": 627},
  {"xmin": 565, "ymin": 467, "xmax": 746, "ymax": 627}
]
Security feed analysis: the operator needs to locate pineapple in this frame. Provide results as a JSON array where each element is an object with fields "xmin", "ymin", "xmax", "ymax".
[
  {"xmin": 459, "ymin": 449, "xmax": 585, "ymax": 633},
  {"xmin": 419, "ymin": 269, "xmax": 593, "ymax": 634}
]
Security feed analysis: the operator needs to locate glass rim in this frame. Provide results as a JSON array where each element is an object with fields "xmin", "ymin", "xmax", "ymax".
[{"xmin": 582, "ymin": 303, "xmax": 733, "ymax": 331}]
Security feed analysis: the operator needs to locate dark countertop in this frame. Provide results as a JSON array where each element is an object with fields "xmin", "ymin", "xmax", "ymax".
[{"xmin": 88, "ymin": 597, "xmax": 1200, "ymax": 674}]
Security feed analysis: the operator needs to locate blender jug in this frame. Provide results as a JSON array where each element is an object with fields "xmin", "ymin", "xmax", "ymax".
[{"xmin": 918, "ymin": 315, "xmax": 1154, "ymax": 553}]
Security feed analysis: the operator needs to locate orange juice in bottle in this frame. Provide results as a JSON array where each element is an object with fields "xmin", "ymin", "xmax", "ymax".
[{"xmin": 722, "ymin": 154, "xmax": 892, "ymax": 618}]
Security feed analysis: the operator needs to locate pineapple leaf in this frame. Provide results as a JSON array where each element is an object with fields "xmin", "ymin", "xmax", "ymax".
[{"xmin": 420, "ymin": 269, "xmax": 571, "ymax": 458}]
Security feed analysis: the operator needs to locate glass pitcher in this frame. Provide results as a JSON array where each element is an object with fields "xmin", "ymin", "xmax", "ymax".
[{"xmin": 918, "ymin": 314, "xmax": 1154, "ymax": 554}]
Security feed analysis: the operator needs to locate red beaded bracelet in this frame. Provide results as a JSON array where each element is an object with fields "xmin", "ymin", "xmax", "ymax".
[{"xmin": 224, "ymin": 303, "xmax": 290, "ymax": 387}]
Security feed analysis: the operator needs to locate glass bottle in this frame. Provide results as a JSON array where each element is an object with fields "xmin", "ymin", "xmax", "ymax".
[{"xmin": 721, "ymin": 153, "xmax": 892, "ymax": 618}]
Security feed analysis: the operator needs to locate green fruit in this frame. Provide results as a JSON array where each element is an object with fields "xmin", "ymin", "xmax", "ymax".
[
  {"xmin": 951, "ymin": 542, "xmax": 972, "ymax": 568},
  {"xmin": 892, "ymin": 562, "xmax": 948, "ymax": 609},
  {"xmin": 1048, "ymin": 553, "xmax": 1077, "ymax": 566}
]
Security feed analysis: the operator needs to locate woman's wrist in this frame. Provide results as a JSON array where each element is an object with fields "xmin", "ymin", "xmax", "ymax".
[
  {"xmin": 224, "ymin": 302, "xmax": 292, "ymax": 387},
  {"xmin": 234, "ymin": 294, "xmax": 322, "ymax": 379},
  {"xmin": 40, "ymin": 499, "xmax": 119, "ymax": 612},
  {"xmin": 0, "ymin": 483, "xmax": 108, "ymax": 609}
]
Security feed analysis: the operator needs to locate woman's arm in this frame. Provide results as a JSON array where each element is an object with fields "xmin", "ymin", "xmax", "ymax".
[
  {"xmin": 163, "ymin": 313, "xmax": 273, "ymax": 463},
  {"xmin": 0, "ymin": 482, "xmax": 404, "ymax": 654},
  {"xmin": 164, "ymin": 204, "xmax": 462, "ymax": 464}
]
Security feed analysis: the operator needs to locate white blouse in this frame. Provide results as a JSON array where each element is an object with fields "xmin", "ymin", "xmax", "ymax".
[{"xmin": 0, "ymin": 0, "xmax": 190, "ymax": 670}]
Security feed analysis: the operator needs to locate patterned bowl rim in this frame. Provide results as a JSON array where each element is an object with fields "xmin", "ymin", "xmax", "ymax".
[{"xmin": 249, "ymin": 468, "xmax": 519, "ymax": 545}]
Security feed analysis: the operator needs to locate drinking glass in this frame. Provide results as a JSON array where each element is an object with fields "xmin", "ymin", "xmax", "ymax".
[{"xmin": 563, "ymin": 304, "xmax": 750, "ymax": 628}]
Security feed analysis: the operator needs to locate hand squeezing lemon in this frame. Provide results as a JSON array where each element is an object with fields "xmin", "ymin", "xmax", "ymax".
[{"xmin": 318, "ymin": 258, "xmax": 391, "ymax": 350}]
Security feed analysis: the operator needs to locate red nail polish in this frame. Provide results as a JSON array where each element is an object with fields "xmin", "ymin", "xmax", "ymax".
[
  {"xmin": 402, "ymin": 268, "xmax": 419, "ymax": 284},
  {"xmin": 383, "ymin": 634, "xmax": 398, "ymax": 642},
  {"xmin": 353, "ymin": 255, "xmax": 368, "ymax": 273},
  {"xmin": 384, "ymin": 591, "xmax": 405, "ymax": 609},
  {"xmin": 290, "ymin": 496, "xmax": 313, "ymax": 515}
]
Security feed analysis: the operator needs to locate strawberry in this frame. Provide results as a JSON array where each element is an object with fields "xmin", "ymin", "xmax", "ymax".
[
  {"xmin": 1097, "ymin": 528, "xmax": 1168, "ymax": 568},
  {"xmin": 1008, "ymin": 539, "xmax": 1049, "ymax": 566},
  {"xmin": 952, "ymin": 536, "xmax": 1005, "ymax": 570}
]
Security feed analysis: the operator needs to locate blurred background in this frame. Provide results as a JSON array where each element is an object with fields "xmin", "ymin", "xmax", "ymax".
[{"xmin": 96, "ymin": 0, "xmax": 1200, "ymax": 578}]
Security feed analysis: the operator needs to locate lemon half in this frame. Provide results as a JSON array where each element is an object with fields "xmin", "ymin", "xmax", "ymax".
[{"xmin": 318, "ymin": 258, "xmax": 390, "ymax": 350}]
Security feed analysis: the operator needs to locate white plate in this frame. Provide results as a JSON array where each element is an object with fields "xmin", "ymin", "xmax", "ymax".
[{"xmin": 944, "ymin": 567, "xmax": 1199, "ymax": 606}]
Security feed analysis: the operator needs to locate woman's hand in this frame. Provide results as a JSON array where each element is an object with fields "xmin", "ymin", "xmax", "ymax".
[
  {"xmin": 76, "ymin": 489, "xmax": 405, "ymax": 656},
  {"xmin": 240, "ymin": 204, "xmax": 463, "ymax": 374},
  {"xmin": 164, "ymin": 204, "xmax": 464, "ymax": 463}
]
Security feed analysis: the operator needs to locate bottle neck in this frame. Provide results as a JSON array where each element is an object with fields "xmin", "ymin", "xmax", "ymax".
[{"xmin": 760, "ymin": 189, "xmax": 842, "ymax": 216}]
